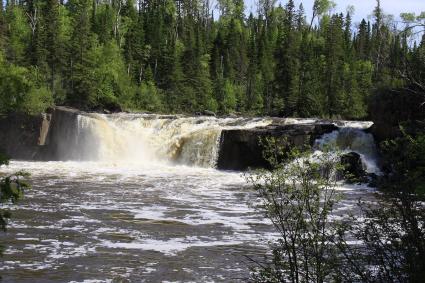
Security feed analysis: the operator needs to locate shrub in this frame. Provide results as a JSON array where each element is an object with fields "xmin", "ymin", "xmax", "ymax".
[{"xmin": 246, "ymin": 140, "xmax": 344, "ymax": 282}]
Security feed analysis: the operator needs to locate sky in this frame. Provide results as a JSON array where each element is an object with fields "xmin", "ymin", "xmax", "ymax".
[{"xmin": 244, "ymin": 0, "xmax": 425, "ymax": 24}]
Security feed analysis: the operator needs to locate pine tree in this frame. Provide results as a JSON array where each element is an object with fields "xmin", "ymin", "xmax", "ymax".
[
  {"xmin": 122, "ymin": 0, "xmax": 143, "ymax": 82},
  {"xmin": 274, "ymin": 0, "xmax": 299, "ymax": 116},
  {"xmin": 43, "ymin": 0, "xmax": 61, "ymax": 92},
  {"xmin": 0, "ymin": 0, "xmax": 6, "ymax": 48},
  {"xmin": 67, "ymin": 0, "xmax": 97, "ymax": 108},
  {"xmin": 324, "ymin": 14, "xmax": 345, "ymax": 118},
  {"xmin": 355, "ymin": 19, "xmax": 370, "ymax": 60},
  {"xmin": 258, "ymin": 21, "xmax": 276, "ymax": 115},
  {"xmin": 245, "ymin": 14, "xmax": 263, "ymax": 113}
]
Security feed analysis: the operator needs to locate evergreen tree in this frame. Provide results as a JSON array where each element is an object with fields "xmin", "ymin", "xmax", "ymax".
[
  {"xmin": 324, "ymin": 14, "xmax": 345, "ymax": 117},
  {"xmin": 355, "ymin": 19, "xmax": 370, "ymax": 60},
  {"xmin": 274, "ymin": 0, "xmax": 300, "ymax": 116},
  {"xmin": 43, "ymin": 0, "xmax": 61, "ymax": 92},
  {"xmin": 67, "ymin": 0, "xmax": 97, "ymax": 108},
  {"xmin": 0, "ymin": 0, "xmax": 6, "ymax": 48},
  {"xmin": 245, "ymin": 14, "xmax": 263, "ymax": 113},
  {"xmin": 0, "ymin": 0, "xmax": 421, "ymax": 119},
  {"xmin": 4, "ymin": 5, "xmax": 30, "ymax": 65}
]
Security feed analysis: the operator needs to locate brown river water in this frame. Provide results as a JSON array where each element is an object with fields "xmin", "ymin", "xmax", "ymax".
[
  {"xmin": 0, "ymin": 161, "xmax": 375, "ymax": 282},
  {"xmin": 0, "ymin": 115, "xmax": 377, "ymax": 282}
]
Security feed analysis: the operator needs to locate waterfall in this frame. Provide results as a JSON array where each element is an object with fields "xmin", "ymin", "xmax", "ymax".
[
  {"xmin": 314, "ymin": 121, "xmax": 380, "ymax": 174},
  {"xmin": 55, "ymin": 112, "xmax": 379, "ymax": 172},
  {"xmin": 66, "ymin": 114, "xmax": 272, "ymax": 167}
]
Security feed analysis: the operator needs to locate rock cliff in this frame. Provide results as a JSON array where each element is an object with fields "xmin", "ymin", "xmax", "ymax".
[
  {"xmin": 217, "ymin": 123, "xmax": 338, "ymax": 170},
  {"xmin": 0, "ymin": 107, "xmax": 80, "ymax": 160}
]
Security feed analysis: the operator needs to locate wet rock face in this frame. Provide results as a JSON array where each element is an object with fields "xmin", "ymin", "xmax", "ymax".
[
  {"xmin": 44, "ymin": 106, "xmax": 81, "ymax": 160},
  {"xmin": 0, "ymin": 107, "xmax": 80, "ymax": 160},
  {"xmin": 216, "ymin": 123, "xmax": 338, "ymax": 171},
  {"xmin": 0, "ymin": 113, "xmax": 45, "ymax": 160}
]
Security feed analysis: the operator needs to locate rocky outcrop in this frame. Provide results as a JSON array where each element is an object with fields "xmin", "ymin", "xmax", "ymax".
[
  {"xmin": 339, "ymin": 152, "xmax": 367, "ymax": 183},
  {"xmin": 195, "ymin": 110, "xmax": 216, "ymax": 116},
  {"xmin": 43, "ymin": 106, "xmax": 81, "ymax": 160},
  {"xmin": 0, "ymin": 113, "xmax": 47, "ymax": 160},
  {"xmin": 217, "ymin": 123, "xmax": 338, "ymax": 170},
  {"xmin": 0, "ymin": 107, "xmax": 81, "ymax": 160}
]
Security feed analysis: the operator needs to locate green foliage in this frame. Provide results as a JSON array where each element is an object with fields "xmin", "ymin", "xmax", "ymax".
[
  {"xmin": 249, "ymin": 134, "xmax": 425, "ymax": 282},
  {"xmin": 247, "ymin": 140, "xmax": 344, "ymax": 282},
  {"xmin": 222, "ymin": 80, "xmax": 237, "ymax": 112},
  {"xmin": 336, "ymin": 194, "xmax": 425, "ymax": 283},
  {"xmin": 0, "ymin": 153, "xmax": 29, "ymax": 248},
  {"xmin": 21, "ymin": 86, "xmax": 54, "ymax": 115},
  {"xmin": 313, "ymin": 0, "xmax": 336, "ymax": 19},
  {"xmin": 381, "ymin": 132, "xmax": 425, "ymax": 195},
  {"xmin": 0, "ymin": 1, "xmax": 421, "ymax": 116},
  {"xmin": 0, "ymin": 53, "xmax": 53, "ymax": 114},
  {"xmin": 91, "ymin": 41, "xmax": 133, "ymax": 109},
  {"xmin": 132, "ymin": 79, "xmax": 163, "ymax": 112},
  {"xmin": 333, "ymin": 130, "xmax": 425, "ymax": 282},
  {"xmin": 4, "ymin": 5, "xmax": 30, "ymax": 64}
]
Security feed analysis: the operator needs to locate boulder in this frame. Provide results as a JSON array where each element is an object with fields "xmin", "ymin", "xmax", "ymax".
[
  {"xmin": 202, "ymin": 110, "xmax": 216, "ymax": 117},
  {"xmin": 217, "ymin": 123, "xmax": 338, "ymax": 170},
  {"xmin": 339, "ymin": 152, "xmax": 367, "ymax": 183},
  {"xmin": 367, "ymin": 173, "xmax": 379, "ymax": 187}
]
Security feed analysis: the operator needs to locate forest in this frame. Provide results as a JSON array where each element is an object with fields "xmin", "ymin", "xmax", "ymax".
[
  {"xmin": 1, "ymin": 1, "xmax": 425, "ymax": 281},
  {"xmin": 0, "ymin": 0, "xmax": 423, "ymax": 118}
]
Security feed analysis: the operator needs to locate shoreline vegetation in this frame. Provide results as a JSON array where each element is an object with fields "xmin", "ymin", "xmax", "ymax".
[
  {"xmin": 0, "ymin": 0, "xmax": 424, "ymax": 281},
  {"xmin": 247, "ymin": 138, "xmax": 425, "ymax": 282},
  {"xmin": 0, "ymin": 0, "xmax": 423, "ymax": 119}
]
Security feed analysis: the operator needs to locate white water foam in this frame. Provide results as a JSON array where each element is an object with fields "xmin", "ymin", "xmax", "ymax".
[
  {"xmin": 50, "ymin": 112, "xmax": 379, "ymax": 173},
  {"xmin": 0, "ymin": 115, "xmax": 380, "ymax": 281},
  {"xmin": 69, "ymin": 114, "xmax": 273, "ymax": 167},
  {"xmin": 314, "ymin": 126, "xmax": 380, "ymax": 174}
]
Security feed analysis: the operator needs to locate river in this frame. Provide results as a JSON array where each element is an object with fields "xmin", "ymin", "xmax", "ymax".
[{"xmin": 0, "ymin": 114, "xmax": 378, "ymax": 282}]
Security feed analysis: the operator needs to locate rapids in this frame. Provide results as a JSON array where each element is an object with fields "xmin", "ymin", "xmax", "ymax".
[{"xmin": 0, "ymin": 114, "xmax": 379, "ymax": 282}]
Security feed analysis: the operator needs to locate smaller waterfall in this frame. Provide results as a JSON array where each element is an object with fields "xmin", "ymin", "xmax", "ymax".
[{"xmin": 314, "ymin": 122, "xmax": 380, "ymax": 174}]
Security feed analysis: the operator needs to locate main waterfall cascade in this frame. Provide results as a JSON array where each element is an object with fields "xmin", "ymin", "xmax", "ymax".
[
  {"xmin": 65, "ymin": 113, "xmax": 379, "ymax": 171},
  {"xmin": 72, "ymin": 114, "xmax": 273, "ymax": 167}
]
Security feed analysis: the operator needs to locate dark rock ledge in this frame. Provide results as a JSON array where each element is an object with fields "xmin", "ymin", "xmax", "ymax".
[
  {"xmin": 217, "ymin": 123, "xmax": 338, "ymax": 171},
  {"xmin": 0, "ymin": 106, "xmax": 80, "ymax": 160}
]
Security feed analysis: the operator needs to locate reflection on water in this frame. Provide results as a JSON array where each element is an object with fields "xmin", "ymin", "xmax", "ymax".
[{"xmin": 0, "ymin": 161, "xmax": 374, "ymax": 282}]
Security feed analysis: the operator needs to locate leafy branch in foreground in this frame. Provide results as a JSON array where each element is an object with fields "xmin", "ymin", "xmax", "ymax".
[
  {"xmin": 247, "ymin": 135, "xmax": 425, "ymax": 282},
  {"xmin": 0, "ymin": 152, "xmax": 29, "ymax": 255},
  {"xmin": 335, "ymin": 133, "xmax": 425, "ymax": 283},
  {"xmin": 246, "ymin": 139, "xmax": 344, "ymax": 282},
  {"xmin": 335, "ymin": 195, "xmax": 425, "ymax": 283}
]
